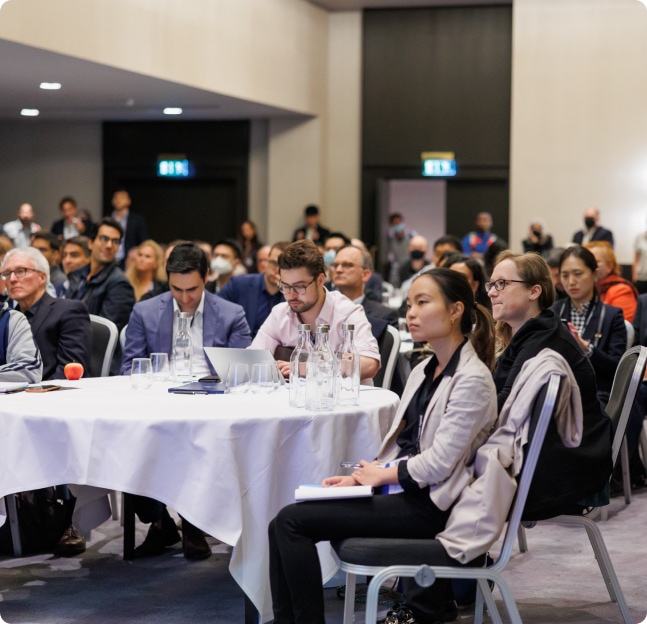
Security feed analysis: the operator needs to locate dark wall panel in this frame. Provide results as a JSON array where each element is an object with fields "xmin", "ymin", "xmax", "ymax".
[
  {"xmin": 103, "ymin": 121, "xmax": 249, "ymax": 245},
  {"xmin": 361, "ymin": 5, "xmax": 512, "ymax": 252}
]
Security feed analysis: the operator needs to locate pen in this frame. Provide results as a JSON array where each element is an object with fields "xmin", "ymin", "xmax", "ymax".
[
  {"xmin": 340, "ymin": 462, "xmax": 362, "ymax": 469},
  {"xmin": 174, "ymin": 390, "xmax": 208, "ymax": 395}
]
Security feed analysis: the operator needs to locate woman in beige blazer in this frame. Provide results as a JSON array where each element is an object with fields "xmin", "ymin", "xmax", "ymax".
[{"xmin": 269, "ymin": 268, "xmax": 498, "ymax": 624}]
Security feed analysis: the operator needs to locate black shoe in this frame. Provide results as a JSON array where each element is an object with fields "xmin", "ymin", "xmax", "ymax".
[
  {"xmin": 181, "ymin": 519, "xmax": 211, "ymax": 560},
  {"xmin": 134, "ymin": 509, "xmax": 181, "ymax": 558},
  {"xmin": 54, "ymin": 525, "xmax": 86, "ymax": 557}
]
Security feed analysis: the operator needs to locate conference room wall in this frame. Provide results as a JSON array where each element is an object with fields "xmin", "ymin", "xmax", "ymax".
[
  {"xmin": 510, "ymin": 0, "xmax": 647, "ymax": 264},
  {"xmin": 360, "ymin": 5, "xmax": 513, "ymax": 253},
  {"xmin": 0, "ymin": 121, "xmax": 102, "ymax": 228}
]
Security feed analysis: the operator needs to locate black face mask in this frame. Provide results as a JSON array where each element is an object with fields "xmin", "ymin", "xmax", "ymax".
[
  {"xmin": 532, "ymin": 229, "xmax": 542, "ymax": 238},
  {"xmin": 410, "ymin": 250, "xmax": 425, "ymax": 261},
  {"xmin": 584, "ymin": 217, "xmax": 596, "ymax": 229}
]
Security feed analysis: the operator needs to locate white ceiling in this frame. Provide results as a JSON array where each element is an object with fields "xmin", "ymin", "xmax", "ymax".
[{"xmin": 0, "ymin": 39, "xmax": 299, "ymax": 122}]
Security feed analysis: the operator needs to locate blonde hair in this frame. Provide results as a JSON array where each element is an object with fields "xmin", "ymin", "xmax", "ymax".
[
  {"xmin": 584, "ymin": 241, "xmax": 619, "ymax": 276},
  {"xmin": 492, "ymin": 250, "xmax": 555, "ymax": 355},
  {"xmin": 126, "ymin": 240, "xmax": 166, "ymax": 301}
]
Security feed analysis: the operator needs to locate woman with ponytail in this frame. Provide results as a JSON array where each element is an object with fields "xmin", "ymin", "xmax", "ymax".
[{"xmin": 269, "ymin": 268, "xmax": 498, "ymax": 624}]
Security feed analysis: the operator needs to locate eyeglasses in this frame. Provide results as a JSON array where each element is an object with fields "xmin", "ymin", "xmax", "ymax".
[
  {"xmin": 330, "ymin": 262, "xmax": 361, "ymax": 271},
  {"xmin": 266, "ymin": 260, "xmax": 278, "ymax": 268},
  {"xmin": 98, "ymin": 234, "xmax": 121, "ymax": 246},
  {"xmin": 485, "ymin": 279, "xmax": 528, "ymax": 293},
  {"xmin": 278, "ymin": 277, "xmax": 316, "ymax": 295},
  {"xmin": 0, "ymin": 267, "xmax": 39, "ymax": 280}
]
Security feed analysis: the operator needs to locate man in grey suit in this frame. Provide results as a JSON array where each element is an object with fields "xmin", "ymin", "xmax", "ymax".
[
  {"xmin": 121, "ymin": 242, "xmax": 251, "ymax": 560},
  {"xmin": 331, "ymin": 244, "xmax": 398, "ymax": 341}
]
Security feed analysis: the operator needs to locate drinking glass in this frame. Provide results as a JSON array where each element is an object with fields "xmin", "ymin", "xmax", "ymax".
[
  {"xmin": 271, "ymin": 360, "xmax": 284, "ymax": 391},
  {"xmin": 150, "ymin": 352, "xmax": 170, "ymax": 382},
  {"xmin": 226, "ymin": 363, "xmax": 249, "ymax": 394},
  {"xmin": 131, "ymin": 358, "xmax": 153, "ymax": 390},
  {"xmin": 250, "ymin": 362, "xmax": 274, "ymax": 394}
]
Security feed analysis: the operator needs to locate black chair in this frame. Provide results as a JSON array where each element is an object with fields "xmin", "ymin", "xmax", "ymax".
[
  {"xmin": 333, "ymin": 374, "xmax": 562, "ymax": 624},
  {"xmin": 372, "ymin": 325, "xmax": 400, "ymax": 390},
  {"xmin": 89, "ymin": 314, "xmax": 118, "ymax": 377}
]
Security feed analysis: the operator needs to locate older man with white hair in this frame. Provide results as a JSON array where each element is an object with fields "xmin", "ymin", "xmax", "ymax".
[{"xmin": 2, "ymin": 247, "xmax": 91, "ymax": 381}]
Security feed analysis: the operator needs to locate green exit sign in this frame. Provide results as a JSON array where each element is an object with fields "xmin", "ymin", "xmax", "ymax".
[{"xmin": 421, "ymin": 151, "xmax": 456, "ymax": 177}]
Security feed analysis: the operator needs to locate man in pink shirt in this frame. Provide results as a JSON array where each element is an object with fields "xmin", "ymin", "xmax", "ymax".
[{"xmin": 251, "ymin": 240, "xmax": 380, "ymax": 382}]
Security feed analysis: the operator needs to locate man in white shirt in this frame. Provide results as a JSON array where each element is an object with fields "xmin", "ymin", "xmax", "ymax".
[
  {"xmin": 121, "ymin": 242, "xmax": 251, "ymax": 559},
  {"xmin": 3, "ymin": 203, "xmax": 41, "ymax": 248}
]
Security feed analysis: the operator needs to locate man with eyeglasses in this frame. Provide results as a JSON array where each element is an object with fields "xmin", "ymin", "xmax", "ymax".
[
  {"xmin": 61, "ymin": 217, "xmax": 135, "ymax": 374},
  {"xmin": 251, "ymin": 240, "xmax": 380, "ymax": 381},
  {"xmin": 217, "ymin": 241, "xmax": 288, "ymax": 338},
  {"xmin": 331, "ymin": 245, "xmax": 398, "ymax": 340}
]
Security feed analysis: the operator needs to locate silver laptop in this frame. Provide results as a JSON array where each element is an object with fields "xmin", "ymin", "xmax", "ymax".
[{"xmin": 203, "ymin": 347, "xmax": 285, "ymax": 384}]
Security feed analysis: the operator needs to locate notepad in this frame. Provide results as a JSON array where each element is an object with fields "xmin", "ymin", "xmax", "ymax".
[{"xmin": 295, "ymin": 484, "xmax": 374, "ymax": 502}]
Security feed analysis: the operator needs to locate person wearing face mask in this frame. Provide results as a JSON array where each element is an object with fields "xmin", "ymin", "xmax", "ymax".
[
  {"xmin": 398, "ymin": 235, "xmax": 430, "ymax": 285},
  {"xmin": 205, "ymin": 239, "xmax": 244, "ymax": 294},
  {"xmin": 572, "ymin": 207, "xmax": 614, "ymax": 248},
  {"xmin": 522, "ymin": 219, "xmax": 554, "ymax": 258}
]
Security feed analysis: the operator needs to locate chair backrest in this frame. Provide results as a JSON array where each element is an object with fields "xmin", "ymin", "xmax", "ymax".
[
  {"xmin": 604, "ymin": 345, "xmax": 647, "ymax": 464},
  {"xmin": 624, "ymin": 320, "xmax": 635, "ymax": 351},
  {"xmin": 89, "ymin": 314, "xmax": 119, "ymax": 377},
  {"xmin": 120, "ymin": 324, "xmax": 128, "ymax": 351},
  {"xmin": 373, "ymin": 325, "xmax": 401, "ymax": 390},
  {"xmin": 493, "ymin": 374, "xmax": 561, "ymax": 571}
]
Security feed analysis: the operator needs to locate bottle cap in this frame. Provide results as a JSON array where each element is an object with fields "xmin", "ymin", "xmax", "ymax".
[
  {"xmin": 316, "ymin": 325, "xmax": 330, "ymax": 333},
  {"xmin": 298, "ymin": 324, "xmax": 311, "ymax": 331},
  {"xmin": 342, "ymin": 324, "xmax": 354, "ymax": 331},
  {"xmin": 178, "ymin": 311, "xmax": 190, "ymax": 319}
]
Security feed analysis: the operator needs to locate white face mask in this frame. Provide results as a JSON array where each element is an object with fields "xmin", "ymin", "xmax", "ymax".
[{"xmin": 211, "ymin": 256, "xmax": 233, "ymax": 275}]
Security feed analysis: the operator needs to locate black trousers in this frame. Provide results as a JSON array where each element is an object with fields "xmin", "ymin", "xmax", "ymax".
[{"xmin": 269, "ymin": 491, "xmax": 452, "ymax": 624}]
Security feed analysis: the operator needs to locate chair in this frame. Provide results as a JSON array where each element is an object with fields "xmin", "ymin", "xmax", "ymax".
[
  {"xmin": 119, "ymin": 324, "xmax": 128, "ymax": 351},
  {"xmin": 334, "ymin": 374, "xmax": 561, "ymax": 624},
  {"xmin": 616, "ymin": 319, "xmax": 636, "ymax": 503},
  {"xmin": 519, "ymin": 345, "xmax": 647, "ymax": 624},
  {"xmin": 89, "ymin": 315, "xmax": 119, "ymax": 378},
  {"xmin": 372, "ymin": 325, "xmax": 401, "ymax": 390}
]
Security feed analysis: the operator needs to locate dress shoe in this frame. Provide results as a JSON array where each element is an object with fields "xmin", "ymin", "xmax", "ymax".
[
  {"xmin": 133, "ymin": 509, "xmax": 181, "ymax": 558},
  {"xmin": 181, "ymin": 518, "xmax": 211, "ymax": 560},
  {"xmin": 54, "ymin": 524, "xmax": 86, "ymax": 557},
  {"xmin": 378, "ymin": 601, "xmax": 457, "ymax": 624}
]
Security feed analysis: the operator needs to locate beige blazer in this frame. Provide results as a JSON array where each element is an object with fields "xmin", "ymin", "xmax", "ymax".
[{"xmin": 378, "ymin": 340, "xmax": 498, "ymax": 511}]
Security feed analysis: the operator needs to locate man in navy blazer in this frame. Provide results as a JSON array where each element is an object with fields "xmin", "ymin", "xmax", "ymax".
[
  {"xmin": 121, "ymin": 242, "xmax": 251, "ymax": 560},
  {"xmin": 110, "ymin": 189, "xmax": 150, "ymax": 266},
  {"xmin": 217, "ymin": 241, "xmax": 287, "ymax": 337},
  {"xmin": 2, "ymin": 247, "xmax": 92, "ymax": 381},
  {"xmin": 572, "ymin": 207, "xmax": 614, "ymax": 248}
]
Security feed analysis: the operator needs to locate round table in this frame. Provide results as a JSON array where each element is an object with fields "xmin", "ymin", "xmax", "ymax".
[{"xmin": 0, "ymin": 376, "xmax": 399, "ymax": 622}]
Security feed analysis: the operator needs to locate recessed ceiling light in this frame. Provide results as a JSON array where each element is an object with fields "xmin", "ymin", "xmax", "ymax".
[
  {"xmin": 21, "ymin": 109, "xmax": 40, "ymax": 117},
  {"xmin": 40, "ymin": 82, "xmax": 62, "ymax": 90},
  {"xmin": 163, "ymin": 107, "xmax": 183, "ymax": 115}
]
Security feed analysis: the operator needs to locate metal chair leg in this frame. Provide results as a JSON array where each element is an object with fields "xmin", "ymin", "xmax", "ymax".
[
  {"xmin": 343, "ymin": 572, "xmax": 357, "ymax": 624},
  {"xmin": 6, "ymin": 494, "xmax": 22, "ymax": 557}
]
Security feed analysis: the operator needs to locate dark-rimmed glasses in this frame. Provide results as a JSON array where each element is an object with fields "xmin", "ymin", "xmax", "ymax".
[
  {"xmin": 485, "ymin": 279, "xmax": 528, "ymax": 293},
  {"xmin": 278, "ymin": 277, "xmax": 316, "ymax": 295},
  {"xmin": 0, "ymin": 267, "xmax": 39, "ymax": 281}
]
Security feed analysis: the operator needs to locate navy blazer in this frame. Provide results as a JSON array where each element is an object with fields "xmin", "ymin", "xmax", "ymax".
[
  {"xmin": 51, "ymin": 218, "xmax": 92, "ymax": 239},
  {"xmin": 362, "ymin": 297, "xmax": 399, "ymax": 342},
  {"xmin": 572, "ymin": 226, "xmax": 614, "ymax": 248},
  {"xmin": 25, "ymin": 293, "xmax": 92, "ymax": 381},
  {"xmin": 120, "ymin": 290, "xmax": 251, "ymax": 374},
  {"xmin": 216, "ymin": 273, "xmax": 284, "ymax": 338},
  {"xmin": 552, "ymin": 298, "xmax": 626, "ymax": 400}
]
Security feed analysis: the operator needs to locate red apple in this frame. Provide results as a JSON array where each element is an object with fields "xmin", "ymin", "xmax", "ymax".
[{"xmin": 64, "ymin": 362, "xmax": 84, "ymax": 380}]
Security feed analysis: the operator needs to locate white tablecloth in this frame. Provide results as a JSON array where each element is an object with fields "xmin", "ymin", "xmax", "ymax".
[{"xmin": 0, "ymin": 377, "xmax": 398, "ymax": 622}]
